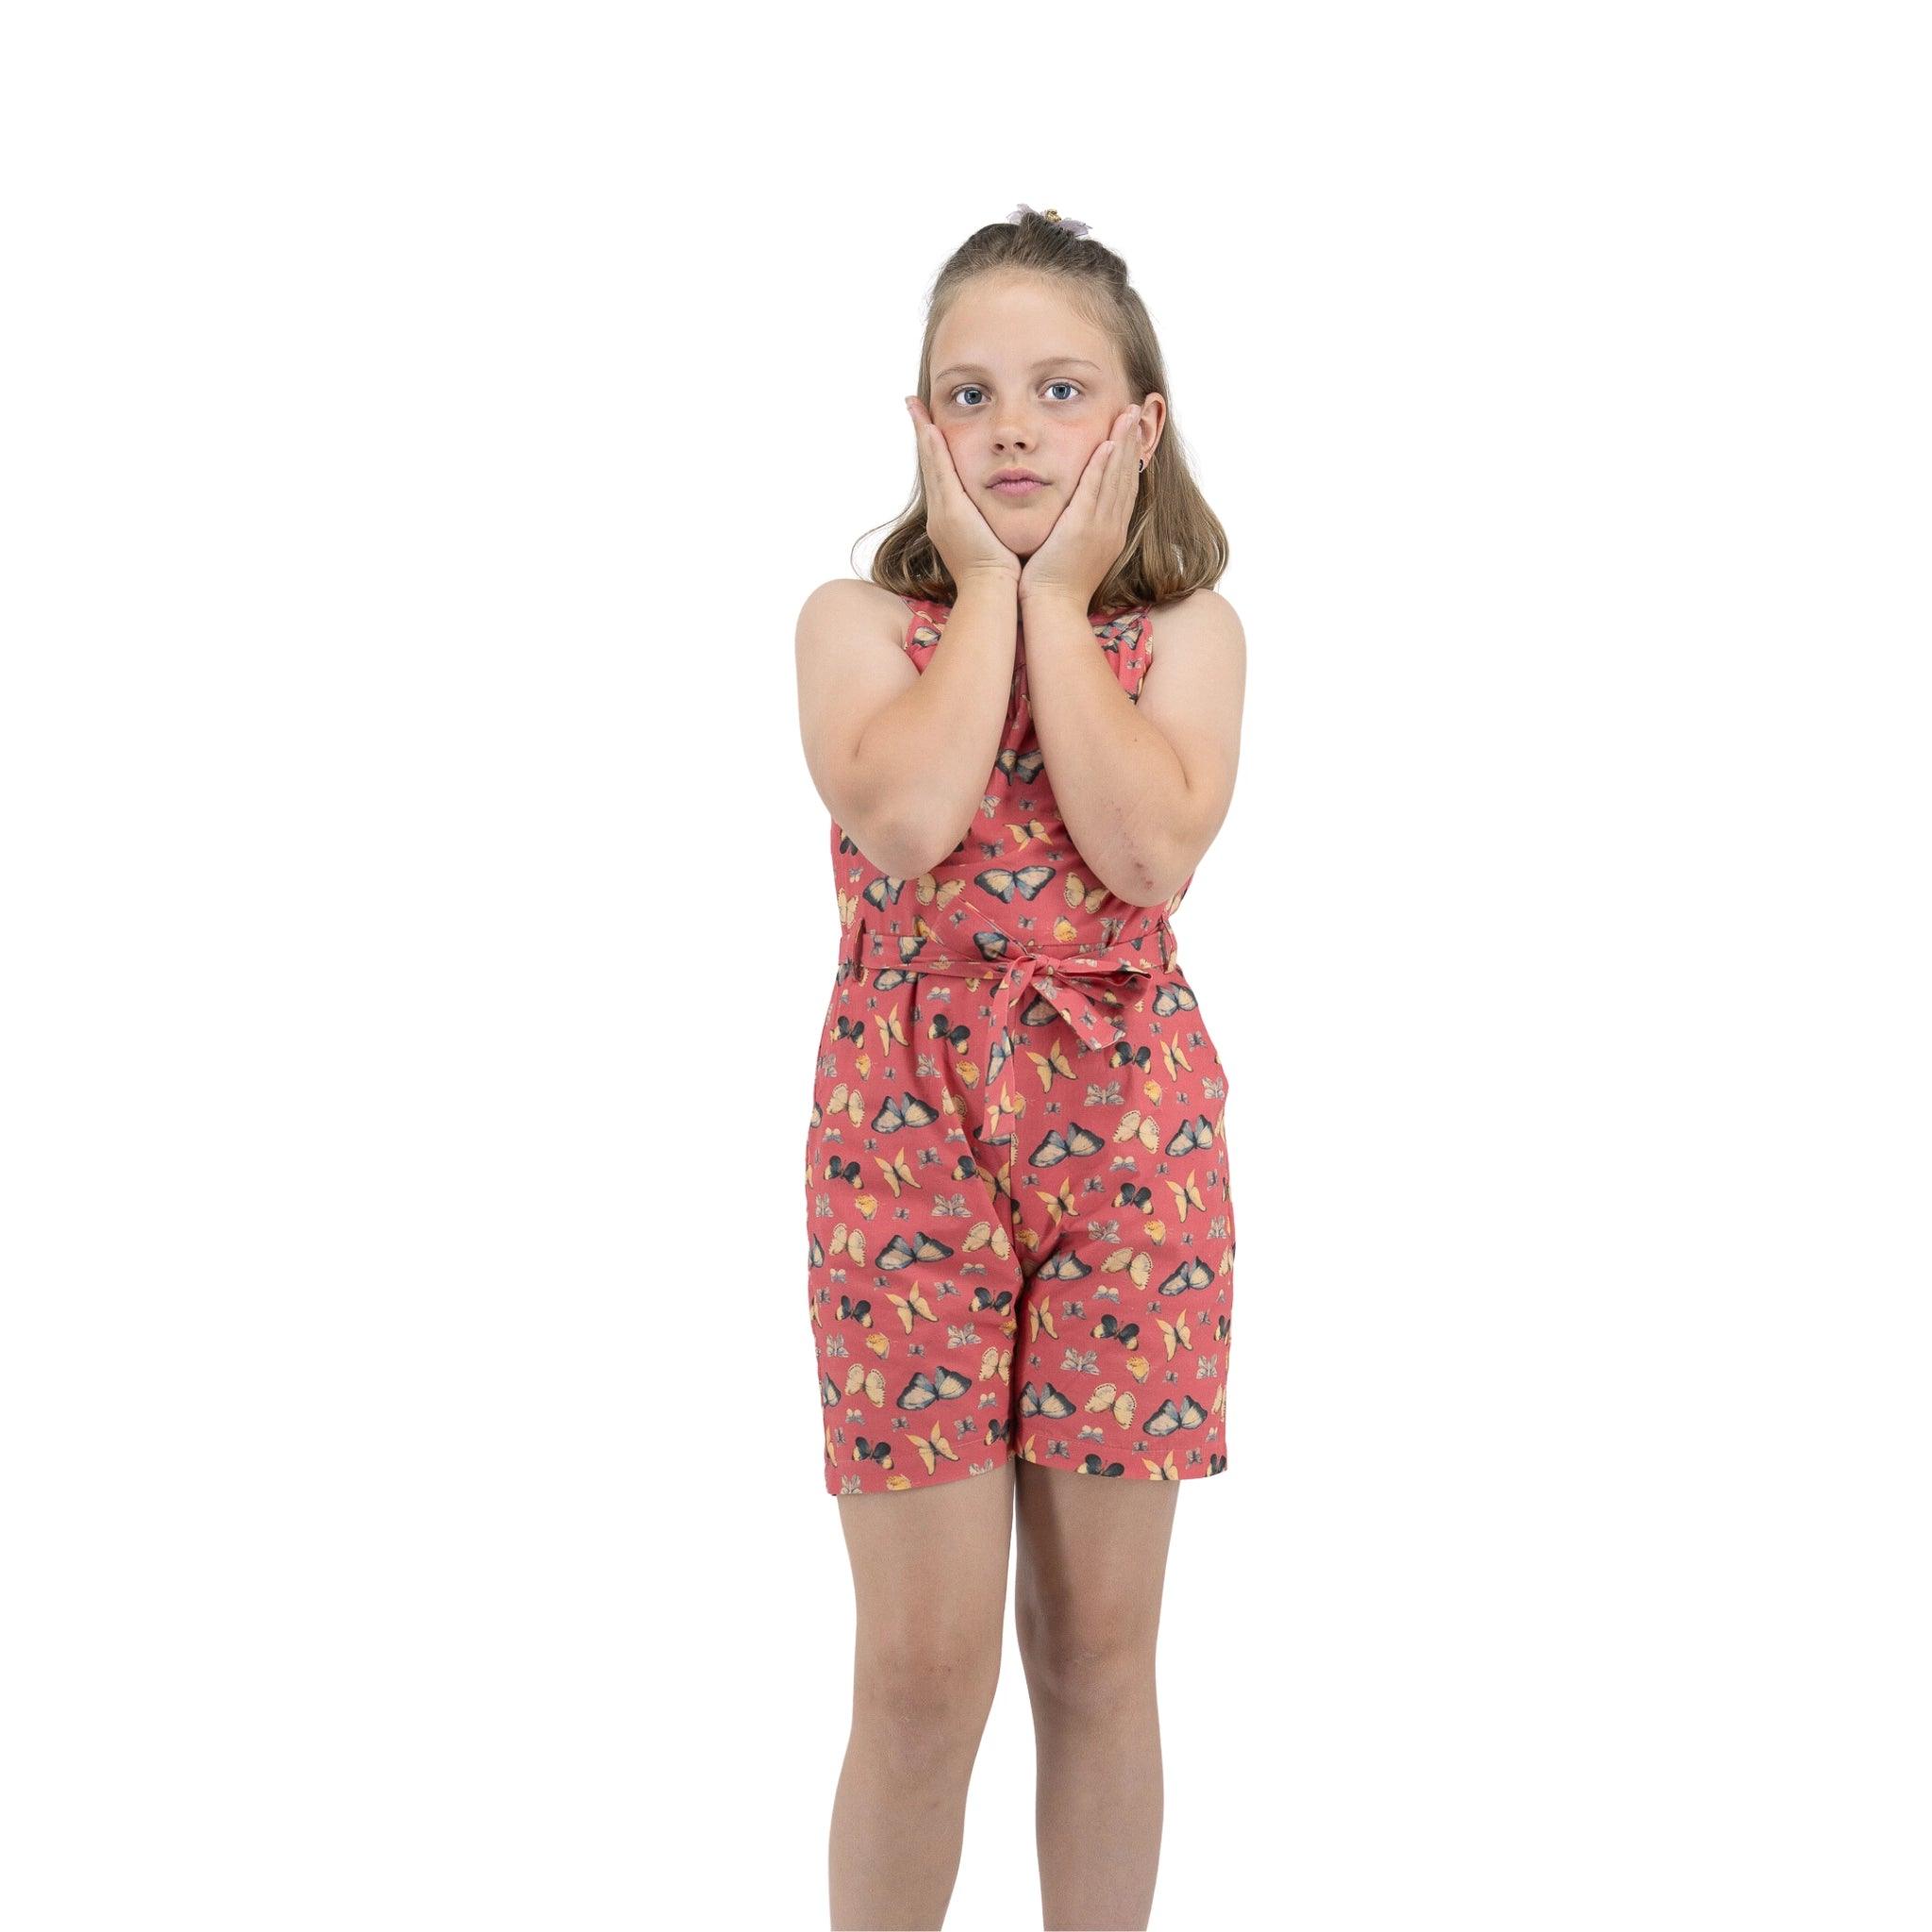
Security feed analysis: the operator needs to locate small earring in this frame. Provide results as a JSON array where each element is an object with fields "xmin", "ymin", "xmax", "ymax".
[{"xmin": 1138, "ymin": 458, "xmax": 1146, "ymax": 473}]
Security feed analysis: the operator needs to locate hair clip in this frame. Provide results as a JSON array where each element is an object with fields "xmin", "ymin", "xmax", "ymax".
[{"xmin": 1009, "ymin": 203, "xmax": 1091, "ymax": 239}]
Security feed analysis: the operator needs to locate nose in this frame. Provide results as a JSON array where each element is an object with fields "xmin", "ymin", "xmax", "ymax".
[{"xmin": 991, "ymin": 407, "xmax": 1040, "ymax": 452}]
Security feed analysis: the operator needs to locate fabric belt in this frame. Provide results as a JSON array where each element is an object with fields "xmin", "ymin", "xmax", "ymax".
[{"xmin": 839, "ymin": 915, "xmax": 1177, "ymax": 1058}]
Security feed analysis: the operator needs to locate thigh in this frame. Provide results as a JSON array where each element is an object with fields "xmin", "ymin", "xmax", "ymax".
[
  {"xmin": 1012, "ymin": 1458, "xmax": 1178, "ymax": 1648},
  {"xmin": 841, "ymin": 1459, "xmax": 1016, "ymax": 1658}
]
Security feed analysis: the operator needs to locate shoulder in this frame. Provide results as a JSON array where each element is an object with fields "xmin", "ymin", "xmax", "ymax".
[
  {"xmin": 796, "ymin": 578, "xmax": 924, "ymax": 652},
  {"xmin": 1146, "ymin": 586, "xmax": 1241, "ymax": 628},
  {"xmin": 1142, "ymin": 588, "xmax": 1243, "ymax": 660}
]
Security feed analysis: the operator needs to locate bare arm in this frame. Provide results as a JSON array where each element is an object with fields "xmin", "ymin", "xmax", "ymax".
[
  {"xmin": 856, "ymin": 574, "xmax": 1022, "ymax": 875},
  {"xmin": 794, "ymin": 575, "xmax": 1020, "ymax": 880},
  {"xmin": 1018, "ymin": 588, "xmax": 1186, "ymax": 904},
  {"xmin": 1021, "ymin": 587, "xmax": 1245, "ymax": 905},
  {"xmin": 1134, "ymin": 591, "xmax": 1244, "ymax": 899}
]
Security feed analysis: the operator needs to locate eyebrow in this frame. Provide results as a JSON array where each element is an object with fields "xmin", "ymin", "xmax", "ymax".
[{"xmin": 932, "ymin": 356, "xmax": 1104, "ymax": 383}]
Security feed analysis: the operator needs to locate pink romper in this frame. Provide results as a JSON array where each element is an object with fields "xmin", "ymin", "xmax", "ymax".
[{"xmin": 803, "ymin": 595, "xmax": 1235, "ymax": 1496}]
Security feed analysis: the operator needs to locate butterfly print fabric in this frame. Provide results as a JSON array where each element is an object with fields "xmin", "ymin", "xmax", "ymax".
[{"xmin": 803, "ymin": 596, "xmax": 1235, "ymax": 1497}]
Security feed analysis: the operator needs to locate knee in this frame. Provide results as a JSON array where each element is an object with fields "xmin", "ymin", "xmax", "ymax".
[
  {"xmin": 1016, "ymin": 1604, "xmax": 1156, "ymax": 1715},
  {"xmin": 851, "ymin": 1629, "xmax": 1001, "ymax": 1772}
]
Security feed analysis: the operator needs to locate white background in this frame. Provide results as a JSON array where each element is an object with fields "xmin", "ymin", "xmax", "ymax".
[{"xmin": 5, "ymin": 4, "xmax": 1927, "ymax": 1927}]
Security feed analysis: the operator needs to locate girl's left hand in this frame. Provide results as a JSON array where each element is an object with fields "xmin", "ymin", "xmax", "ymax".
[{"xmin": 1018, "ymin": 405, "xmax": 1142, "ymax": 608}]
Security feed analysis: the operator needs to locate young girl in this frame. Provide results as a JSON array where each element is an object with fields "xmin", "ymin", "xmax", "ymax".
[{"xmin": 794, "ymin": 205, "xmax": 1245, "ymax": 1930}]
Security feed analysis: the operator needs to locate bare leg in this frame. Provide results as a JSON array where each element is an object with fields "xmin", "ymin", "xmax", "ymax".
[
  {"xmin": 829, "ymin": 1461, "xmax": 1015, "ymax": 1930},
  {"xmin": 1013, "ymin": 1463, "xmax": 1180, "ymax": 1931}
]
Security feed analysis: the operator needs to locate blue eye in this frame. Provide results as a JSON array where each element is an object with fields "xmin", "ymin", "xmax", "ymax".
[{"xmin": 949, "ymin": 380, "xmax": 1083, "ymax": 407}]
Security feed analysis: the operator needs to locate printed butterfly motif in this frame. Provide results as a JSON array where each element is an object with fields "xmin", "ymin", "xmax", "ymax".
[
  {"xmin": 976, "ymin": 865, "xmax": 1056, "ymax": 902},
  {"xmin": 898, "ymin": 1364, "xmax": 974, "ymax": 1410}
]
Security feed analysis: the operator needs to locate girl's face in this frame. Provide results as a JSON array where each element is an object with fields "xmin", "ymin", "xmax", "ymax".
[{"xmin": 925, "ymin": 275, "xmax": 1163, "ymax": 556}]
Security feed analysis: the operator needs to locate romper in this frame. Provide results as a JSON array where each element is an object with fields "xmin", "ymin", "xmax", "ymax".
[{"xmin": 803, "ymin": 594, "xmax": 1235, "ymax": 1496}]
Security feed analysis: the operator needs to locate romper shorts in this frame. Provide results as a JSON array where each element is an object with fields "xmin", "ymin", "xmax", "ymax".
[{"xmin": 804, "ymin": 911, "xmax": 1235, "ymax": 1496}]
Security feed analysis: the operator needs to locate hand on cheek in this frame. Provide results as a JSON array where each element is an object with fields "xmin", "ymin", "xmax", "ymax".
[{"xmin": 1018, "ymin": 404, "xmax": 1144, "ymax": 608}]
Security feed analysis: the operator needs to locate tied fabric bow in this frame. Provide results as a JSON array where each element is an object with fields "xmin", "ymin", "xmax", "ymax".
[
  {"xmin": 841, "ymin": 920, "xmax": 1177, "ymax": 1058},
  {"xmin": 985, "ymin": 949, "xmax": 1147, "ymax": 1057}
]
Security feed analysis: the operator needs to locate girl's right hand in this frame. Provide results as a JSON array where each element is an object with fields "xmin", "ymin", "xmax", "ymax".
[{"xmin": 905, "ymin": 396, "xmax": 1022, "ymax": 591}]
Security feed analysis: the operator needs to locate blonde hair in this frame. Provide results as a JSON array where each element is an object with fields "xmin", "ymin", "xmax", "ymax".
[{"xmin": 858, "ymin": 208, "xmax": 1230, "ymax": 618}]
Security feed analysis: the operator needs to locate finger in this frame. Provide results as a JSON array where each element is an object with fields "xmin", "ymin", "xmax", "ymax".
[
  {"xmin": 926, "ymin": 420, "xmax": 966, "ymax": 497},
  {"xmin": 1115, "ymin": 407, "xmax": 1141, "ymax": 506},
  {"xmin": 1093, "ymin": 427, "xmax": 1124, "ymax": 507},
  {"xmin": 1101, "ymin": 416, "xmax": 1126, "ymax": 503},
  {"xmin": 908, "ymin": 402, "xmax": 940, "ymax": 488}
]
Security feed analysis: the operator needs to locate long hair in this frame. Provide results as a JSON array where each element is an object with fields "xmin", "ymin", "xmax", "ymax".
[{"xmin": 858, "ymin": 208, "xmax": 1229, "ymax": 618}]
